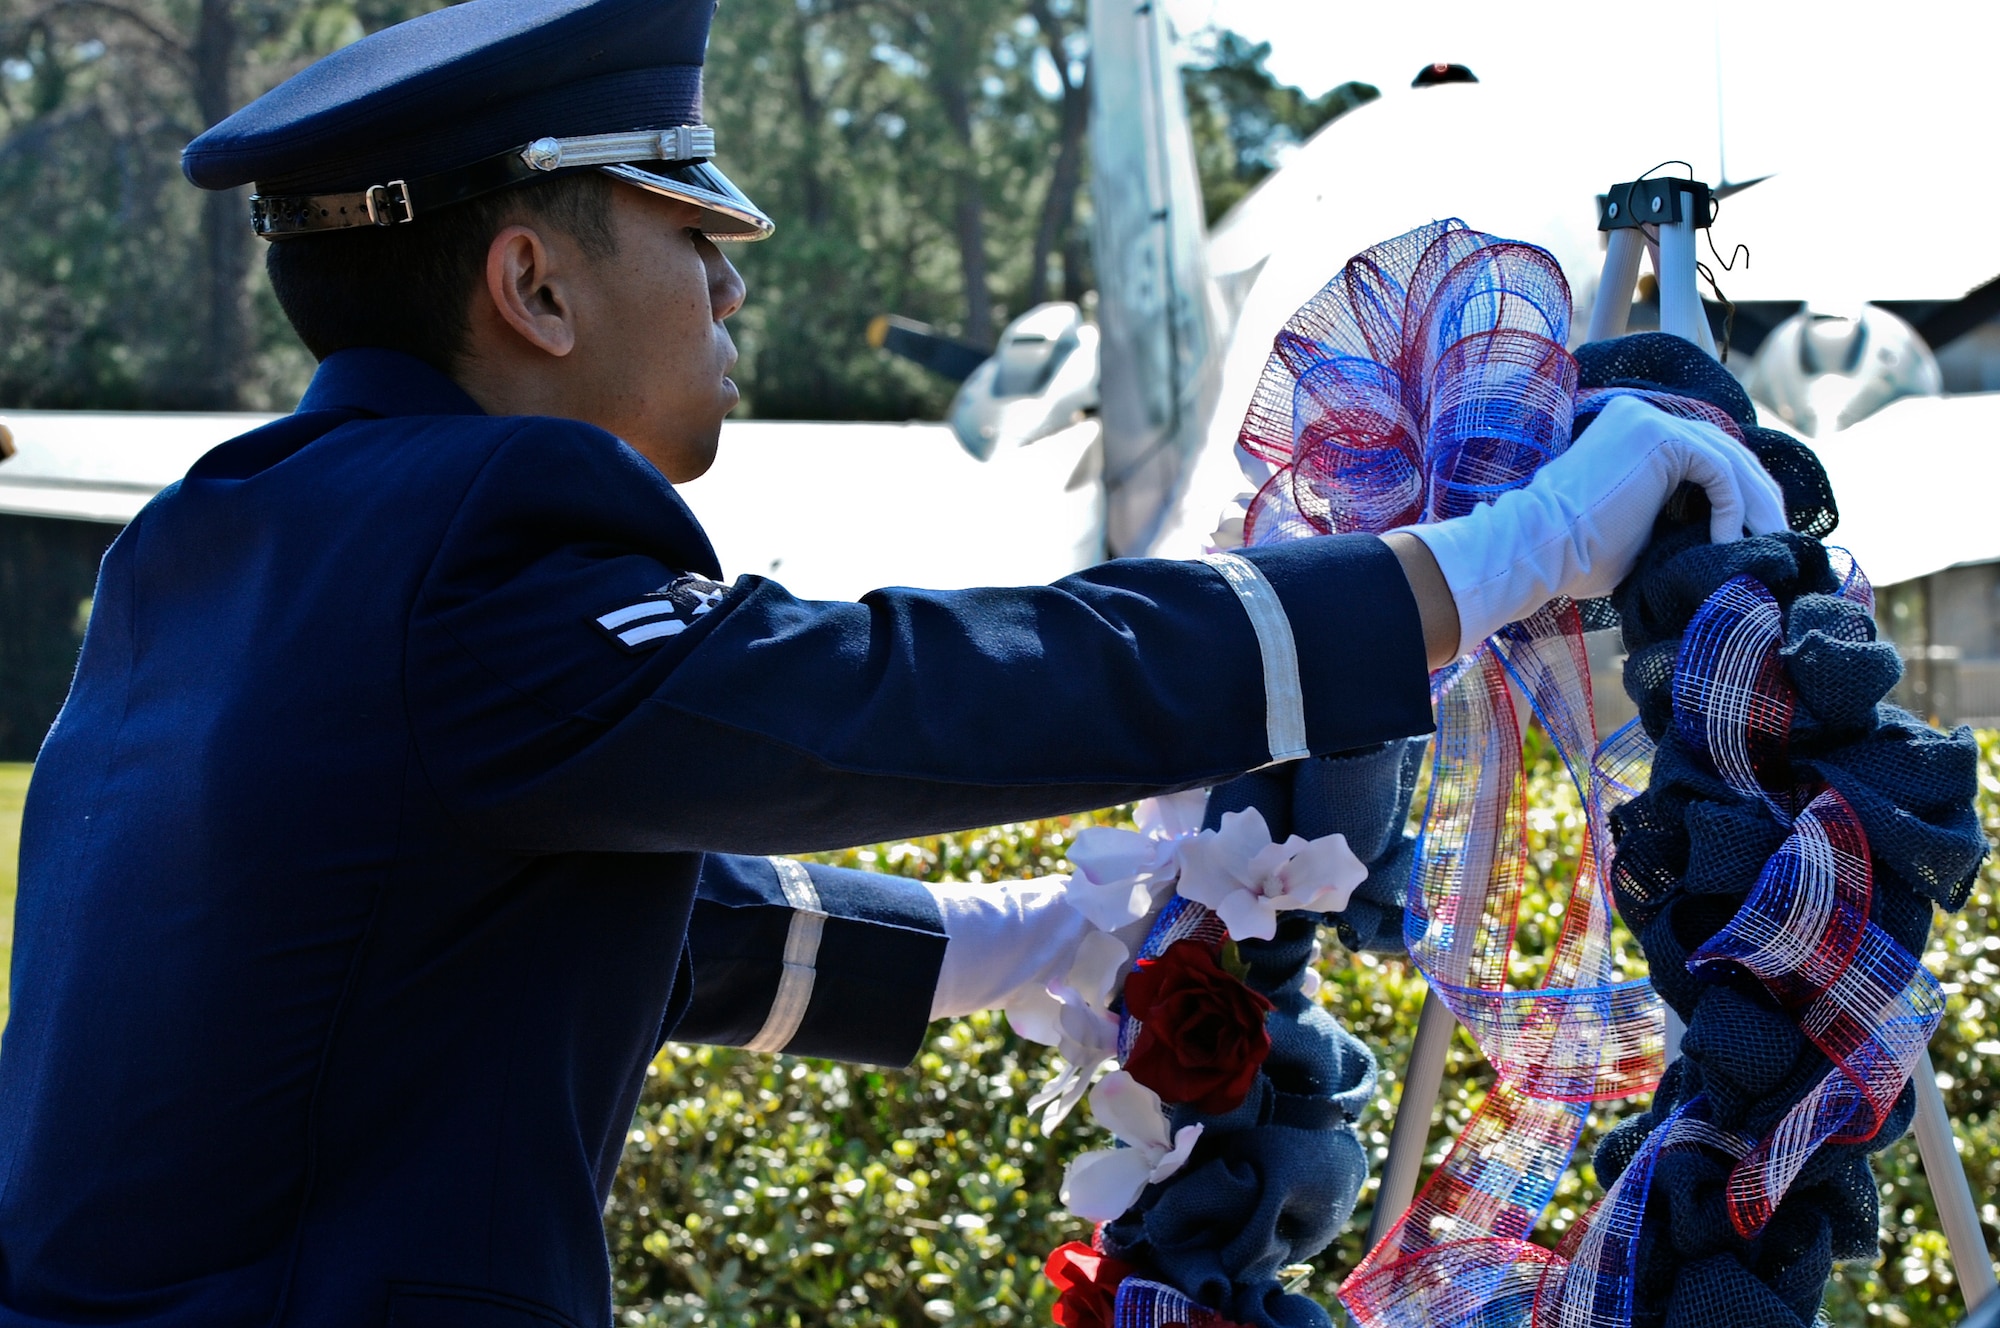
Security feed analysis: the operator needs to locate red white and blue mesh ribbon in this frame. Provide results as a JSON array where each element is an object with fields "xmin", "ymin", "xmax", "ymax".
[
  {"xmin": 1339, "ymin": 624, "xmax": 1665, "ymax": 1328},
  {"xmin": 1116, "ymin": 1275, "xmax": 1235, "ymax": 1327},
  {"xmin": 1671, "ymin": 573, "xmax": 1940, "ymax": 1240},
  {"xmin": 1526, "ymin": 562, "xmax": 1929, "ymax": 1324}
]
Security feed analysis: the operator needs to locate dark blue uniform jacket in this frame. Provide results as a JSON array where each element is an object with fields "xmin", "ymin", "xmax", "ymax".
[{"xmin": 0, "ymin": 350, "xmax": 1431, "ymax": 1327}]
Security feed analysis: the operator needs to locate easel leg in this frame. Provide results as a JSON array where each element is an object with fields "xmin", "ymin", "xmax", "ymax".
[
  {"xmin": 1663, "ymin": 1004, "xmax": 1685, "ymax": 1063},
  {"xmin": 1585, "ymin": 227, "xmax": 1647, "ymax": 345},
  {"xmin": 1656, "ymin": 191, "xmax": 1717, "ymax": 356},
  {"xmin": 1913, "ymin": 1053, "xmax": 1999, "ymax": 1311},
  {"xmin": 1366, "ymin": 987, "xmax": 1455, "ymax": 1248}
]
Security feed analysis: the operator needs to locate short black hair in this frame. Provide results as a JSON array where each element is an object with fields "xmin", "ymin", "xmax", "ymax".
[{"xmin": 265, "ymin": 171, "xmax": 618, "ymax": 370}]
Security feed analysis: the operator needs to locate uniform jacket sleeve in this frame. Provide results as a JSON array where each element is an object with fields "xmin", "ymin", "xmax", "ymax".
[
  {"xmin": 405, "ymin": 417, "xmax": 1433, "ymax": 856},
  {"xmin": 673, "ymin": 853, "xmax": 947, "ymax": 1067}
]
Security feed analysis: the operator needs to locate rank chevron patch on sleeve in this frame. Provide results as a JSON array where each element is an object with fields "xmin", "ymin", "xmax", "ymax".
[{"xmin": 593, "ymin": 574, "xmax": 729, "ymax": 649}]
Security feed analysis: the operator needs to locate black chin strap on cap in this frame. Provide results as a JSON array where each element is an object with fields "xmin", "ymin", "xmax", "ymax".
[{"xmin": 247, "ymin": 124, "xmax": 774, "ymax": 242}]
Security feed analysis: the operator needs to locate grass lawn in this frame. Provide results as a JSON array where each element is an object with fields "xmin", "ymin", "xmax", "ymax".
[{"xmin": 0, "ymin": 763, "xmax": 26, "ymax": 1033}]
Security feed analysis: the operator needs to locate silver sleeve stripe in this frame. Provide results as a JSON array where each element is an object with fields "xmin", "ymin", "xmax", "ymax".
[
  {"xmin": 1198, "ymin": 552, "xmax": 1310, "ymax": 764},
  {"xmin": 743, "ymin": 858, "xmax": 827, "ymax": 1054},
  {"xmin": 616, "ymin": 619, "xmax": 688, "ymax": 646},
  {"xmin": 597, "ymin": 601, "xmax": 679, "ymax": 630}
]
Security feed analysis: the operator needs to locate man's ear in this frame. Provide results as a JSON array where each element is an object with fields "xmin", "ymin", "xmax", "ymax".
[{"xmin": 483, "ymin": 223, "xmax": 577, "ymax": 357}]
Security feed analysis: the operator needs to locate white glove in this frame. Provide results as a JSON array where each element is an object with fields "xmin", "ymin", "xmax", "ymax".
[
  {"xmin": 1403, "ymin": 395, "xmax": 1788, "ymax": 657},
  {"xmin": 926, "ymin": 877, "xmax": 1095, "ymax": 1020}
]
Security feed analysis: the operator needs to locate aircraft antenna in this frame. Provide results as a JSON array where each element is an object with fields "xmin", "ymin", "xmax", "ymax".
[{"xmin": 1713, "ymin": 13, "xmax": 1728, "ymax": 185}]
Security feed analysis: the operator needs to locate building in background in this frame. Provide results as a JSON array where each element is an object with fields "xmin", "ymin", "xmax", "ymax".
[
  {"xmin": 0, "ymin": 415, "xmax": 245, "ymax": 760},
  {"xmin": 1804, "ymin": 393, "xmax": 2000, "ymax": 728}
]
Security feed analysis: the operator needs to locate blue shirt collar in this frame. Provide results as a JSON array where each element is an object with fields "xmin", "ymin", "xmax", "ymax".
[{"xmin": 296, "ymin": 348, "xmax": 487, "ymax": 418}]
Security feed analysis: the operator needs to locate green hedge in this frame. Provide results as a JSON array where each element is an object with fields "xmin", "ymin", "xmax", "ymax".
[{"xmin": 608, "ymin": 734, "xmax": 2000, "ymax": 1327}]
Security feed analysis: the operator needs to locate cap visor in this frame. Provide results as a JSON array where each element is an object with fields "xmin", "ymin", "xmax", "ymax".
[{"xmin": 601, "ymin": 160, "xmax": 773, "ymax": 240}]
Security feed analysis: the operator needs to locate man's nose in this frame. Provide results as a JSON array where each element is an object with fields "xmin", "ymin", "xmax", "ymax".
[{"xmin": 708, "ymin": 247, "xmax": 746, "ymax": 321}]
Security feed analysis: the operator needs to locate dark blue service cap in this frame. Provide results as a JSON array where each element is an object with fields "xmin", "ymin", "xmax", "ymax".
[{"xmin": 182, "ymin": 0, "xmax": 771, "ymax": 242}]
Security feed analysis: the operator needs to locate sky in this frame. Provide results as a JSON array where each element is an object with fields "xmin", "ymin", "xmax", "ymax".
[
  {"xmin": 1160, "ymin": 0, "xmax": 1994, "ymax": 197},
  {"xmin": 1154, "ymin": 0, "xmax": 2000, "ymax": 305}
]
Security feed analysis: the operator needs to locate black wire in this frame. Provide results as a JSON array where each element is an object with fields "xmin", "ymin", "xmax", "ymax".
[
  {"xmin": 1696, "ymin": 259, "xmax": 1738, "ymax": 364},
  {"xmin": 1696, "ymin": 194, "xmax": 1750, "ymax": 363},
  {"xmin": 1703, "ymin": 191, "xmax": 1751, "ymax": 272},
  {"xmin": 1605, "ymin": 163, "xmax": 1697, "ymax": 231},
  {"xmin": 1603, "ymin": 162, "xmax": 1745, "ymax": 358},
  {"xmin": 1631, "ymin": 161, "xmax": 1749, "ymax": 361},
  {"xmin": 1635, "ymin": 159, "xmax": 1696, "ymax": 183}
]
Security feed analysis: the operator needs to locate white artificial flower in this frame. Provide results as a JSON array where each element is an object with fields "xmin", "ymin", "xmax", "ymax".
[
  {"xmin": 1002, "ymin": 984, "xmax": 1065, "ymax": 1048},
  {"xmin": 1175, "ymin": 808, "xmax": 1368, "ymax": 941},
  {"xmin": 1134, "ymin": 789, "xmax": 1208, "ymax": 840},
  {"xmin": 1021, "ymin": 1022, "xmax": 1120, "ymax": 1133},
  {"xmin": 1017, "ymin": 790, "xmax": 1216, "ymax": 1132},
  {"xmin": 1062, "ymin": 790, "xmax": 1206, "ymax": 931},
  {"xmin": 1066, "ymin": 929, "xmax": 1131, "ymax": 1005},
  {"xmin": 1059, "ymin": 1071, "xmax": 1204, "ymax": 1221},
  {"xmin": 1064, "ymin": 828, "xmax": 1176, "ymax": 932},
  {"xmin": 1012, "ymin": 930, "xmax": 1130, "ymax": 1131}
]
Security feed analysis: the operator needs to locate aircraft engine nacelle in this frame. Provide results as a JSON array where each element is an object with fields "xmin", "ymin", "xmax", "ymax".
[
  {"xmin": 1748, "ymin": 304, "xmax": 1943, "ymax": 438},
  {"xmin": 949, "ymin": 302, "xmax": 1101, "ymax": 461}
]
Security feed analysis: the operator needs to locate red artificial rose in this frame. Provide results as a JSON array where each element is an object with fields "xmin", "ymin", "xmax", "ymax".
[
  {"xmin": 1120, "ymin": 938, "xmax": 1274, "ymax": 1115},
  {"xmin": 1045, "ymin": 1240, "xmax": 1135, "ymax": 1328}
]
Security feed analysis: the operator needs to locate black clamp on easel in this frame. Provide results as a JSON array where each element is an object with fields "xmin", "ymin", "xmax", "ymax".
[{"xmin": 1584, "ymin": 174, "xmax": 1718, "ymax": 355}]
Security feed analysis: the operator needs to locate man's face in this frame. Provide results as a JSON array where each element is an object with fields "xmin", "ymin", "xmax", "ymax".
[{"xmin": 566, "ymin": 186, "xmax": 747, "ymax": 482}]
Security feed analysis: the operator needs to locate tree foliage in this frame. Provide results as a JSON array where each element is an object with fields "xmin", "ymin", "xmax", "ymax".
[
  {"xmin": 0, "ymin": 0, "xmax": 1376, "ymax": 418},
  {"xmin": 0, "ymin": 0, "xmax": 1096, "ymax": 418},
  {"xmin": 1180, "ymin": 31, "xmax": 1378, "ymax": 227},
  {"xmin": 0, "ymin": 0, "xmax": 445, "ymax": 409},
  {"xmin": 700, "ymin": 0, "xmax": 1090, "ymax": 420},
  {"xmin": 609, "ymin": 732, "xmax": 2000, "ymax": 1327}
]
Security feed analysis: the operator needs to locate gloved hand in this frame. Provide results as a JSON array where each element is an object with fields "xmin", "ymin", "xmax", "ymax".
[
  {"xmin": 1403, "ymin": 395, "xmax": 1787, "ymax": 656},
  {"xmin": 926, "ymin": 877, "xmax": 1099, "ymax": 1020}
]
